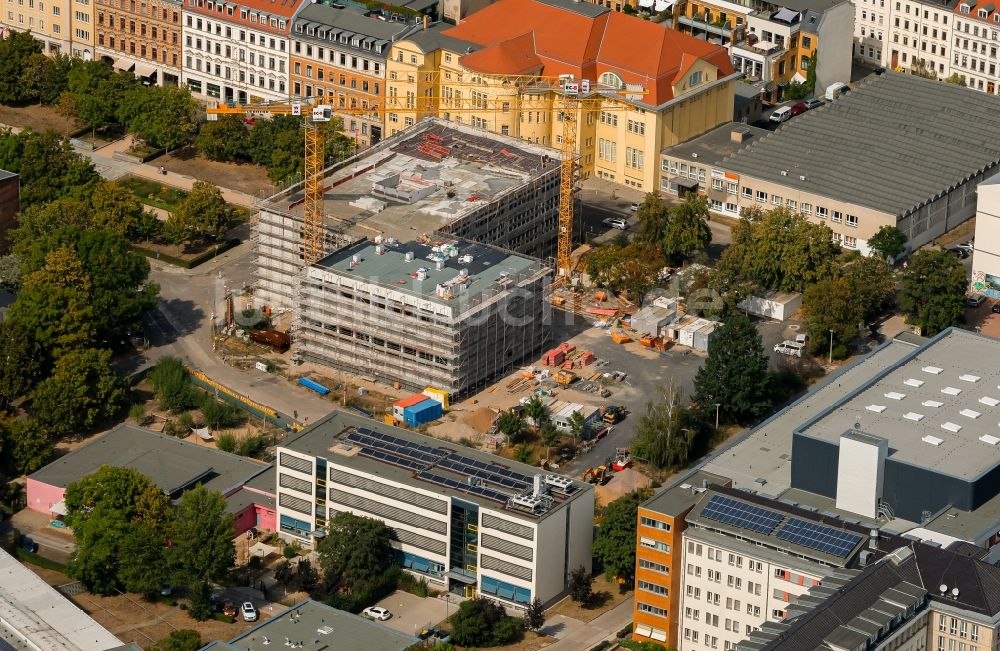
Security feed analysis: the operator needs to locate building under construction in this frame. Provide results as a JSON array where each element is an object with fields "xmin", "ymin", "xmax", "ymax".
[
  {"xmin": 297, "ymin": 237, "xmax": 550, "ymax": 397},
  {"xmin": 252, "ymin": 118, "xmax": 563, "ymax": 311}
]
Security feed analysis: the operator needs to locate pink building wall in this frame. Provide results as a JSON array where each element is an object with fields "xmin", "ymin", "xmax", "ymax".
[
  {"xmin": 255, "ymin": 504, "xmax": 276, "ymax": 532},
  {"xmin": 26, "ymin": 478, "xmax": 65, "ymax": 516}
]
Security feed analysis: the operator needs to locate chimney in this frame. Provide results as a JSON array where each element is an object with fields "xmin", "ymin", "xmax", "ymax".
[
  {"xmin": 730, "ymin": 128, "xmax": 751, "ymax": 143},
  {"xmin": 423, "ymin": 14, "xmax": 428, "ymax": 28}
]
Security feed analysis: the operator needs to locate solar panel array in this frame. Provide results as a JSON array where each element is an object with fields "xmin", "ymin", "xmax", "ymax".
[
  {"xmin": 438, "ymin": 455, "xmax": 533, "ymax": 491},
  {"xmin": 417, "ymin": 471, "xmax": 510, "ymax": 504},
  {"xmin": 700, "ymin": 495, "xmax": 785, "ymax": 535},
  {"xmin": 347, "ymin": 427, "xmax": 449, "ymax": 469},
  {"xmin": 776, "ymin": 518, "xmax": 862, "ymax": 558}
]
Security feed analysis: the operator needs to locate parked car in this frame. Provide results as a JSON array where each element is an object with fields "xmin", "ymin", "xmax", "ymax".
[
  {"xmin": 992, "ymin": 302, "xmax": 1000, "ymax": 314},
  {"xmin": 825, "ymin": 82, "xmax": 850, "ymax": 101},
  {"xmin": 221, "ymin": 601, "xmax": 237, "ymax": 617},
  {"xmin": 362, "ymin": 606, "xmax": 391, "ymax": 621},
  {"xmin": 795, "ymin": 333, "xmax": 808, "ymax": 345},
  {"xmin": 774, "ymin": 340, "xmax": 806, "ymax": 357},
  {"xmin": 950, "ymin": 247, "xmax": 970, "ymax": 259},
  {"xmin": 604, "ymin": 217, "xmax": 628, "ymax": 230},
  {"xmin": 769, "ymin": 106, "xmax": 793, "ymax": 123},
  {"xmin": 967, "ymin": 294, "xmax": 987, "ymax": 308},
  {"xmin": 956, "ymin": 240, "xmax": 975, "ymax": 252},
  {"xmin": 803, "ymin": 98, "xmax": 824, "ymax": 109},
  {"xmin": 240, "ymin": 602, "xmax": 257, "ymax": 622},
  {"xmin": 790, "ymin": 101, "xmax": 809, "ymax": 116},
  {"xmin": 629, "ymin": 202, "xmax": 640, "ymax": 212}
]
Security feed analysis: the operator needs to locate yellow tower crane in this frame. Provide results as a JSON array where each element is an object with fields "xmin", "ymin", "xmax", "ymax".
[{"xmin": 208, "ymin": 76, "xmax": 643, "ymax": 274}]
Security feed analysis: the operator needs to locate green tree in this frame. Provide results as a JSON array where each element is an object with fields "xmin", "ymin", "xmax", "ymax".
[
  {"xmin": 201, "ymin": 395, "xmax": 243, "ymax": 429},
  {"xmin": 68, "ymin": 507, "xmax": 130, "ymax": 593},
  {"xmin": 172, "ymin": 485, "xmax": 235, "ymax": 619},
  {"xmin": 0, "ymin": 129, "xmax": 99, "ymax": 208},
  {"xmin": 166, "ymin": 180, "xmax": 234, "ymax": 245},
  {"xmin": 568, "ymin": 565, "xmax": 592, "ymax": 603},
  {"xmin": 867, "ymin": 225, "xmax": 908, "ymax": 262},
  {"xmin": 449, "ymin": 598, "xmax": 522, "ymax": 647},
  {"xmin": 317, "ymin": 512, "xmax": 396, "ymax": 596},
  {"xmin": 496, "ymin": 409, "xmax": 524, "ymax": 442},
  {"xmin": 119, "ymin": 524, "xmax": 169, "ymax": 599},
  {"xmin": 540, "ymin": 421, "xmax": 561, "ymax": 458},
  {"xmin": 64, "ymin": 465, "xmax": 171, "ymax": 530},
  {"xmin": 20, "ymin": 53, "xmax": 71, "ymax": 105},
  {"xmin": 150, "ymin": 630, "xmax": 202, "ymax": 651},
  {"xmin": 635, "ymin": 192, "xmax": 671, "ymax": 247},
  {"xmin": 898, "ymin": 249, "xmax": 967, "ymax": 336},
  {"xmin": 945, "ymin": 73, "xmax": 967, "ymax": 86},
  {"xmin": 0, "ymin": 253, "xmax": 21, "ymax": 289},
  {"xmin": 662, "ymin": 194, "xmax": 712, "ymax": 264},
  {"xmin": 0, "ymin": 319, "xmax": 44, "ymax": 406},
  {"xmin": 297, "ymin": 558, "xmax": 319, "ymax": 593},
  {"xmin": 843, "ymin": 255, "xmax": 895, "ymax": 324},
  {"xmin": 195, "ymin": 115, "xmax": 250, "ymax": 161},
  {"xmin": 692, "ymin": 311, "xmax": 772, "ymax": 424},
  {"xmin": 523, "ymin": 597, "xmax": 545, "ymax": 631},
  {"xmin": 513, "ymin": 443, "xmax": 533, "ymax": 463},
  {"xmin": 1, "ymin": 418, "xmax": 52, "ymax": 475},
  {"xmin": 593, "ymin": 490, "xmax": 650, "ymax": 581},
  {"xmin": 90, "ymin": 180, "xmax": 146, "ymax": 239},
  {"xmin": 274, "ymin": 559, "xmax": 294, "ymax": 596},
  {"xmin": 118, "ymin": 84, "xmax": 199, "ymax": 151},
  {"xmin": 31, "ymin": 348, "xmax": 126, "ymax": 437},
  {"xmin": 149, "ymin": 357, "xmax": 199, "ymax": 413},
  {"xmin": 802, "ymin": 277, "xmax": 862, "ymax": 359},
  {"xmin": 586, "ymin": 241, "xmax": 663, "ymax": 302},
  {"xmin": 0, "ymin": 31, "xmax": 43, "ymax": 104},
  {"xmin": 632, "ymin": 382, "xmax": 706, "ymax": 470},
  {"xmin": 568, "ymin": 410, "xmax": 586, "ymax": 441},
  {"xmin": 523, "ymin": 394, "xmax": 548, "ymax": 426}
]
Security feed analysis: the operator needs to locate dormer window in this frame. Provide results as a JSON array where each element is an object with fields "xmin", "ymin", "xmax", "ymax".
[
  {"xmin": 689, "ymin": 70, "xmax": 703, "ymax": 85},
  {"xmin": 352, "ymin": 37, "xmax": 359, "ymax": 47},
  {"xmin": 994, "ymin": 12, "xmax": 1000, "ymax": 20},
  {"xmin": 296, "ymin": 23, "xmax": 302, "ymax": 32},
  {"xmin": 599, "ymin": 71, "xmax": 624, "ymax": 89},
  {"xmin": 960, "ymin": 3, "xmax": 972, "ymax": 12},
  {"xmin": 980, "ymin": 8, "xmax": 988, "ymax": 16},
  {"xmin": 307, "ymin": 26, "xmax": 314, "ymax": 35},
  {"xmin": 240, "ymin": 7, "xmax": 246, "ymax": 18}
]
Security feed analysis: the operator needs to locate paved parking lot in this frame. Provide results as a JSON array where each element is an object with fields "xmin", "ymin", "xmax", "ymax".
[{"xmin": 371, "ymin": 590, "xmax": 452, "ymax": 637}]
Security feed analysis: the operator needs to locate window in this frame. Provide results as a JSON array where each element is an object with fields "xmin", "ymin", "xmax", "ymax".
[
  {"xmin": 599, "ymin": 70, "xmax": 625, "ymax": 88},
  {"xmin": 787, "ymin": 199, "xmax": 797, "ymax": 211},
  {"xmin": 742, "ymin": 187, "xmax": 753, "ymax": 198},
  {"xmin": 638, "ymin": 602, "xmax": 666, "ymax": 617},
  {"xmin": 639, "ymin": 580, "xmax": 668, "ymax": 596},
  {"xmin": 801, "ymin": 203, "xmax": 812, "ymax": 215},
  {"xmin": 816, "ymin": 206, "xmax": 828, "ymax": 218},
  {"xmin": 640, "ymin": 559, "xmax": 669, "ymax": 574},
  {"xmin": 772, "ymin": 195, "xmax": 782, "ymax": 205},
  {"xmin": 846, "ymin": 214, "xmax": 858, "ymax": 227},
  {"xmin": 626, "ymin": 147, "xmax": 644, "ymax": 170},
  {"xmin": 640, "ymin": 516, "xmax": 671, "ymax": 531},
  {"xmin": 831, "ymin": 210, "xmax": 843, "ymax": 223},
  {"xmin": 712, "ymin": 179, "xmax": 724, "ymax": 190},
  {"xmin": 598, "ymin": 138, "xmax": 617, "ymax": 162},
  {"xmin": 755, "ymin": 190, "xmax": 767, "ymax": 203},
  {"xmin": 689, "ymin": 70, "xmax": 703, "ymax": 85}
]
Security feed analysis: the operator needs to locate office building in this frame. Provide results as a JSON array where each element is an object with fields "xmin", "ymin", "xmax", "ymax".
[
  {"xmin": 659, "ymin": 72, "xmax": 1000, "ymax": 253},
  {"xmin": 96, "ymin": 0, "xmax": 182, "ymax": 84},
  {"xmin": 201, "ymin": 599, "xmax": 417, "ymax": 650},
  {"xmin": 297, "ymin": 237, "xmax": 549, "ymax": 397},
  {"xmin": 181, "ymin": 0, "xmax": 298, "ymax": 104},
  {"xmin": 384, "ymin": 0, "xmax": 739, "ymax": 193},
  {"xmin": 288, "ymin": 3, "xmax": 421, "ymax": 148},
  {"xmin": 275, "ymin": 410, "xmax": 594, "ymax": 608},
  {"xmin": 253, "ymin": 117, "xmax": 560, "ymax": 310}
]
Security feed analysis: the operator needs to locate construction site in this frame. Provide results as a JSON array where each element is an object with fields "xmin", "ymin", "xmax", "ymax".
[{"xmin": 251, "ymin": 118, "xmax": 562, "ymax": 310}]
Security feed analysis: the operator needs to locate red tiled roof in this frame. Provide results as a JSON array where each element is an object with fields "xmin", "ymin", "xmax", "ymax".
[
  {"xmin": 442, "ymin": 0, "xmax": 734, "ymax": 105},
  {"xmin": 186, "ymin": 0, "xmax": 302, "ymax": 35}
]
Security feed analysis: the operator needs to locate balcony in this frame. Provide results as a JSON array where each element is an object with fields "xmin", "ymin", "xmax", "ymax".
[{"xmin": 678, "ymin": 14, "xmax": 736, "ymax": 38}]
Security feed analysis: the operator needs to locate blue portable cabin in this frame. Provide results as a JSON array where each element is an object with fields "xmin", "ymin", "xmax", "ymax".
[{"xmin": 402, "ymin": 398, "xmax": 442, "ymax": 427}]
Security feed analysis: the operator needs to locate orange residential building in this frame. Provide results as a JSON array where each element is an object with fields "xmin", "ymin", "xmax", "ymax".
[
  {"xmin": 632, "ymin": 471, "xmax": 731, "ymax": 647},
  {"xmin": 95, "ymin": 0, "xmax": 183, "ymax": 85}
]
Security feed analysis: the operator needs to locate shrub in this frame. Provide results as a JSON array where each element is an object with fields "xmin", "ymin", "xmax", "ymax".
[
  {"xmin": 283, "ymin": 544, "xmax": 297, "ymax": 559},
  {"xmin": 588, "ymin": 643, "xmax": 611, "ymax": 651},
  {"xmin": 450, "ymin": 597, "xmax": 523, "ymax": 647},
  {"xmin": 399, "ymin": 572, "xmax": 429, "ymax": 597},
  {"xmin": 620, "ymin": 640, "xmax": 669, "ymax": 651},
  {"xmin": 248, "ymin": 556, "xmax": 262, "ymax": 570},
  {"xmin": 201, "ymin": 395, "xmax": 244, "ymax": 429},
  {"xmin": 215, "ymin": 432, "xmax": 237, "ymax": 453},
  {"xmin": 236, "ymin": 434, "xmax": 264, "ymax": 458},
  {"xmin": 617, "ymin": 623, "xmax": 634, "ymax": 638},
  {"xmin": 176, "ymin": 412, "xmax": 194, "ymax": 431},
  {"xmin": 149, "ymin": 357, "xmax": 198, "ymax": 413},
  {"xmin": 129, "ymin": 403, "xmax": 147, "ymax": 423}
]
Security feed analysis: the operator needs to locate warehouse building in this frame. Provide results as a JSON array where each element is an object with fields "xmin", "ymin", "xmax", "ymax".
[
  {"xmin": 297, "ymin": 237, "xmax": 549, "ymax": 397},
  {"xmin": 659, "ymin": 73, "xmax": 1000, "ymax": 254},
  {"xmin": 253, "ymin": 118, "xmax": 561, "ymax": 310},
  {"xmin": 275, "ymin": 410, "xmax": 594, "ymax": 608}
]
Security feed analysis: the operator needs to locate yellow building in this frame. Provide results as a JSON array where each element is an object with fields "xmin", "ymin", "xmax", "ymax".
[
  {"xmin": 385, "ymin": 0, "xmax": 738, "ymax": 193},
  {"xmin": 2, "ymin": 0, "xmax": 95, "ymax": 59}
]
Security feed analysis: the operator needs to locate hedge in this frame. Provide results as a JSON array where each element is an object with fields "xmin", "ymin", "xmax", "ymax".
[{"xmin": 16, "ymin": 548, "xmax": 68, "ymax": 573}]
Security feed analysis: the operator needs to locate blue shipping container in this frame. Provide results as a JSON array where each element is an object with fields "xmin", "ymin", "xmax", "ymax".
[
  {"xmin": 298, "ymin": 377, "xmax": 331, "ymax": 396},
  {"xmin": 403, "ymin": 398, "xmax": 442, "ymax": 427}
]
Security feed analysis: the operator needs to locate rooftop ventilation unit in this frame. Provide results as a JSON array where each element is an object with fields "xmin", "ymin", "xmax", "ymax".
[
  {"xmin": 405, "ymin": 251, "xmax": 415, "ymax": 262},
  {"xmin": 904, "ymin": 378, "xmax": 924, "ymax": 388},
  {"xmin": 884, "ymin": 392, "xmax": 905, "ymax": 400},
  {"xmin": 941, "ymin": 386, "xmax": 962, "ymax": 396},
  {"xmin": 922, "ymin": 400, "xmax": 944, "ymax": 408},
  {"xmin": 941, "ymin": 422, "xmax": 961, "ymax": 433},
  {"xmin": 960, "ymin": 374, "xmax": 982, "ymax": 383},
  {"xmin": 980, "ymin": 396, "xmax": 1000, "ymax": 407},
  {"xmin": 866, "ymin": 405, "xmax": 886, "ymax": 413},
  {"xmin": 922, "ymin": 366, "xmax": 944, "ymax": 374},
  {"xmin": 923, "ymin": 434, "xmax": 945, "ymax": 445},
  {"xmin": 544, "ymin": 474, "xmax": 574, "ymax": 493},
  {"xmin": 903, "ymin": 412, "xmax": 924, "ymax": 421},
  {"xmin": 799, "ymin": 174, "xmax": 807, "ymax": 181},
  {"xmin": 960, "ymin": 408, "xmax": 981, "ymax": 419},
  {"xmin": 980, "ymin": 434, "xmax": 1000, "ymax": 446}
]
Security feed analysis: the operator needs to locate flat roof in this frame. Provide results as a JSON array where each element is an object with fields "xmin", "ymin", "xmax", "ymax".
[
  {"xmin": 312, "ymin": 238, "xmax": 545, "ymax": 308},
  {"xmin": 282, "ymin": 410, "xmax": 592, "ymax": 520},
  {"xmin": 642, "ymin": 470, "xmax": 732, "ymax": 517},
  {"xmin": 29, "ymin": 424, "xmax": 270, "ymax": 499},
  {"xmin": 662, "ymin": 123, "xmax": 770, "ymax": 166},
  {"xmin": 261, "ymin": 118, "xmax": 559, "ymax": 245},
  {"xmin": 0, "ymin": 547, "xmax": 123, "ymax": 650},
  {"xmin": 201, "ymin": 600, "xmax": 417, "ymax": 651},
  {"xmin": 0, "ymin": 169, "xmax": 16, "ymax": 182},
  {"xmin": 701, "ymin": 334, "xmax": 921, "ymax": 496},
  {"xmin": 293, "ymin": 4, "xmax": 418, "ymax": 45},
  {"xmin": 718, "ymin": 72, "xmax": 1000, "ymax": 216},
  {"xmin": 798, "ymin": 329, "xmax": 1000, "ymax": 481}
]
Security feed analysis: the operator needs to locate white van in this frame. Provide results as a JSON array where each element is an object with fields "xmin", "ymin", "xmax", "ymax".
[
  {"xmin": 825, "ymin": 82, "xmax": 850, "ymax": 101},
  {"xmin": 769, "ymin": 106, "xmax": 792, "ymax": 123},
  {"xmin": 774, "ymin": 340, "xmax": 806, "ymax": 357}
]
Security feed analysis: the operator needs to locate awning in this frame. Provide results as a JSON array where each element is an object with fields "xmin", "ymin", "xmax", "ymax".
[
  {"xmin": 112, "ymin": 58, "xmax": 134, "ymax": 72},
  {"xmin": 133, "ymin": 61, "xmax": 157, "ymax": 78},
  {"xmin": 792, "ymin": 71, "xmax": 807, "ymax": 84},
  {"xmin": 192, "ymin": 427, "xmax": 213, "ymax": 441},
  {"xmin": 675, "ymin": 177, "xmax": 699, "ymax": 189},
  {"xmin": 50, "ymin": 500, "xmax": 67, "ymax": 516},
  {"xmin": 445, "ymin": 569, "xmax": 477, "ymax": 584}
]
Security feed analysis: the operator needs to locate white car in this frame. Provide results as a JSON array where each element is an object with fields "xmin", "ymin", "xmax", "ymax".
[
  {"xmin": 604, "ymin": 217, "xmax": 628, "ymax": 230},
  {"xmin": 769, "ymin": 106, "xmax": 792, "ymax": 123},
  {"xmin": 363, "ymin": 606, "xmax": 392, "ymax": 621},
  {"xmin": 774, "ymin": 340, "xmax": 805, "ymax": 358},
  {"xmin": 629, "ymin": 203, "xmax": 640, "ymax": 212},
  {"xmin": 241, "ymin": 602, "xmax": 258, "ymax": 622}
]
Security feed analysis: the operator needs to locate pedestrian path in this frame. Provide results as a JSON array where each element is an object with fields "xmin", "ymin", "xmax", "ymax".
[{"xmin": 544, "ymin": 597, "xmax": 634, "ymax": 651}]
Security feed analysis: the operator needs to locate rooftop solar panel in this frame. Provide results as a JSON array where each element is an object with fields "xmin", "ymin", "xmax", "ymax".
[
  {"xmin": 700, "ymin": 495, "xmax": 784, "ymax": 535},
  {"xmin": 775, "ymin": 518, "xmax": 862, "ymax": 558}
]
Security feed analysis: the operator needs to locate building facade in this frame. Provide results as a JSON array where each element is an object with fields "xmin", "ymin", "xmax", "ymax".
[
  {"xmin": 384, "ymin": 0, "xmax": 739, "ymax": 193},
  {"xmin": 289, "ymin": 3, "xmax": 420, "ymax": 149},
  {"xmin": 951, "ymin": 0, "xmax": 1000, "ymax": 94},
  {"xmin": 96, "ymin": 0, "xmax": 182, "ymax": 84},
  {"xmin": 275, "ymin": 411, "xmax": 595, "ymax": 608},
  {"xmin": 181, "ymin": 0, "xmax": 297, "ymax": 105},
  {"xmin": 0, "ymin": 170, "xmax": 18, "ymax": 252},
  {"xmin": 971, "ymin": 174, "xmax": 1000, "ymax": 298},
  {"xmin": 2, "ymin": 0, "xmax": 95, "ymax": 58}
]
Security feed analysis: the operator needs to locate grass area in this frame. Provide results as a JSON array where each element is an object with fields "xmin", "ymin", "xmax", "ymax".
[
  {"xmin": 547, "ymin": 573, "xmax": 631, "ymax": 623},
  {"xmin": 118, "ymin": 175, "xmax": 189, "ymax": 212},
  {"xmin": 16, "ymin": 548, "xmax": 68, "ymax": 573}
]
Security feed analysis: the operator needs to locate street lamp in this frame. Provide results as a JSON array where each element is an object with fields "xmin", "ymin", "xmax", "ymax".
[
  {"xmin": 828, "ymin": 329, "xmax": 835, "ymax": 364},
  {"xmin": 714, "ymin": 403, "xmax": 721, "ymax": 430}
]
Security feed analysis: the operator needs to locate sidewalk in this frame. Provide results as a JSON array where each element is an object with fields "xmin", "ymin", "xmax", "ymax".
[{"xmin": 544, "ymin": 596, "xmax": 634, "ymax": 651}]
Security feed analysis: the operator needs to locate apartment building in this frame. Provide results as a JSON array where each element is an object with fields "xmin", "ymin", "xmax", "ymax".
[
  {"xmin": 95, "ymin": 0, "xmax": 181, "ymax": 84},
  {"xmin": 951, "ymin": 0, "xmax": 1000, "ymax": 94},
  {"xmin": 2, "ymin": 0, "xmax": 94, "ymax": 58},
  {"xmin": 289, "ymin": 3, "xmax": 420, "ymax": 149},
  {"xmin": 659, "ymin": 72, "xmax": 1000, "ymax": 253},
  {"xmin": 181, "ymin": 0, "xmax": 298, "ymax": 105},
  {"xmin": 882, "ymin": 0, "xmax": 956, "ymax": 78},
  {"xmin": 298, "ymin": 238, "xmax": 549, "ymax": 398},
  {"xmin": 633, "ymin": 471, "xmax": 732, "ymax": 648},
  {"xmin": 677, "ymin": 487, "xmax": 875, "ymax": 651},
  {"xmin": 274, "ymin": 410, "xmax": 594, "ymax": 607},
  {"xmin": 676, "ymin": 0, "xmax": 853, "ymax": 103},
  {"xmin": 384, "ymin": 0, "xmax": 739, "ymax": 193}
]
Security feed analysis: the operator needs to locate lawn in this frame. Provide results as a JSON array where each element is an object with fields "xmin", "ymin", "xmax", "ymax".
[{"xmin": 118, "ymin": 175, "xmax": 190, "ymax": 212}]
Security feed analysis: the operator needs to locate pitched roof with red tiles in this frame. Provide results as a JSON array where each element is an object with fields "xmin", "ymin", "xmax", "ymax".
[
  {"xmin": 186, "ymin": 0, "xmax": 302, "ymax": 35},
  {"xmin": 445, "ymin": 0, "xmax": 734, "ymax": 105}
]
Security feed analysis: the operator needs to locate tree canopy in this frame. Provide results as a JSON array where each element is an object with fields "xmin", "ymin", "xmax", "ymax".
[
  {"xmin": 317, "ymin": 512, "xmax": 397, "ymax": 608},
  {"xmin": 0, "ymin": 31, "xmax": 44, "ymax": 104},
  {"xmin": 0, "ymin": 129, "xmax": 99, "ymax": 208},
  {"xmin": 171, "ymin": 484, "xmax": 235, "ymax": 617},
  {"xmin": 867, "ymin": 225, "xmax": 908, "ymax": 262},
  {"xmin": 586, "ymin": 241, "xmax": 664, "ymax": 302},
  {"xmin": 449, "ymin": 598, "xmax": 523, "ymax": 648},
  {"xmin": 898, "ymin": 249, "xmax": 967, "ymax": 336},
  {"xmin": 632, "ymin": 382, "xmax": 709, "ymax": 470},
  {"xmin": 662, "ymin": 194, "xmax": 712, "ymax": 264},
  {"xmin": 593, "ymin": 490, "xmax": 651, "ymax": 581},
  {"xmin": 692, "ymin": 311, "xmax": 772, "ymax": 424},
  {"xmin": 117, "ymin": 84, "xmax": 200, "ymax": 150},
  {"xmin": 166, "ymin": 181, "xmax": 235, "ymax": 245},
  {"xmin": 31, "ymin": 348, "xmax": 127, "ymax": 437}
]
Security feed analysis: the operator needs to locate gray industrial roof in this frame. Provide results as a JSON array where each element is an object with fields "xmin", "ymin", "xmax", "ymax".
[
  {"xmin": 282, "ymin": 409, "xmax": 592, "ymax": 519},
  {"xmin": 29, "ymin": 424, "xmax": 270, "ymax": 499},
  {"xmin": 201, "ymin": 600, "xmax": 417, "ymax": 651},
  {"xmin": 662, "ymin": 123, "xmax": 770, "ymax": 167},
  {"xmin": 717, "ymin": 72, "xmax": 1000, "ymax": 216},
  {"xmin": 292, "ymin": 4, "xmax": 418, "ymax": 47},
  {"xmin": 642, "ymin": 470, "xmax": 732, "ymax": 517},
  {"xmin": 402, "ymin": 23, "xmax": 480, "ymax": 54},
  {"xmin": 798, "ymin": 329, "xmax": 1000, "ymax": 481},
  {"xmin": 313, "ymin": 238, "xmax": 546, "ymax": 308},
  {"xmin": 766, "ymin": 0, "xmax": 846, "ymax": 13}
]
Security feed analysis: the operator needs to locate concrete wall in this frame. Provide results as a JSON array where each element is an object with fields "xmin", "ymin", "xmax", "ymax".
[
  {"xmin": 26, "ymin": 478, "xmax": 65, "ymax": 516},
  {"xmin": 972, "ymin": 177, "xmax": 1000, "ymax": 297},
  {"xmin": 815, "ymin": 2, "xmax": 855, "ymax": 94}
]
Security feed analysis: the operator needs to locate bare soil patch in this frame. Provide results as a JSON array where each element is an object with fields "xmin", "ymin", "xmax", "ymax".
[
  {"xmin": 0, "ymin": 104, "xmax": 81, "ymax": 135},
  {"xmin": 547, "ymin": 574, "xmax": 632, "ymax": 624},
  {"xmin": 159, "ymin": 146, "xmax": 273, "ymax": 196}
]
